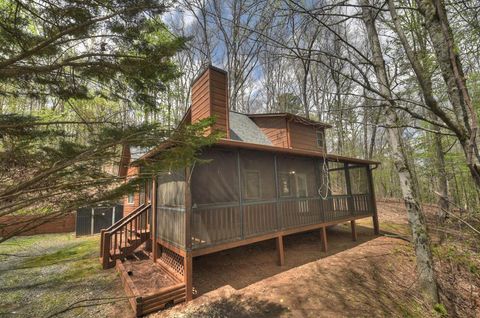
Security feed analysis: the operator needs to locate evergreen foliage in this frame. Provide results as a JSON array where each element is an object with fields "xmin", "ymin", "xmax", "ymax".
[{"xmin": 0, "ymin": 0, "xmax": 217, "ymax": 239}]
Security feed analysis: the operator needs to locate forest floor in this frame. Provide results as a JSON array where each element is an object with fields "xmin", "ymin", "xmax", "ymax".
[
  {"xmin": 152, "ymin": 201, "xmax": 480, "ymax": 318},
  {"xmin": 0, "ymin": 233, "xmax": 132, "ymax": 317},
  {"xmin": 0, "ymin": 201, "xmax": 478, "ymax": 318}
]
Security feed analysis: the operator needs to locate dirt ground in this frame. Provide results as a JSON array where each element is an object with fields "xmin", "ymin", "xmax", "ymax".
[
  {"xmin": 0, "ymin": 201, "xmax": 478, "ymax": 317},
  {"xmin": 151, "ymin": 201, "xmax": 479, "ymax": 318},
  {"xmin": 124, "ymin": 254, "xmax": 178, "ymax": 295}
]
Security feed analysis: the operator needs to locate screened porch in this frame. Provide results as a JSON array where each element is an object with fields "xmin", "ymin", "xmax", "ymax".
[{"xmin": 153, "ymin": 146, "xmax": 377, "ymax": 253}]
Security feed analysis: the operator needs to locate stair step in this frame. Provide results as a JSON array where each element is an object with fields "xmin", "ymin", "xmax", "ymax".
[
  {"xmin": 126, "ymin": 229, "xmax": 150, "ymax": 237},
  {"xmin": 128, "ymin": 238, "xmax": 142, "ymax": 245}
]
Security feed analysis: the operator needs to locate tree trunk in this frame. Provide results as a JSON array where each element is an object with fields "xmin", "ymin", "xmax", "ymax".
[
  {"xmin": 416, "ymin": 0, "xmax": 480, "ymax": 189},
  {"xmin": 361, "ymin": 0, "xmax": 439, "ymax": 304}
]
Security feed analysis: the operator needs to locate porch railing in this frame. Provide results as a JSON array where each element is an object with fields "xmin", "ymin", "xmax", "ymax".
[{"xmin": 188, "ymin": 193, "xmax": 373, "ymax": 250}]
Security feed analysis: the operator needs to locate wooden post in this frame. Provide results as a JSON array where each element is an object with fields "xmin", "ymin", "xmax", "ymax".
[
  {"xmin": 367, "ymin": 166, "xmax": 380, "ymax": 235},
  {"xmin": 321, "ymin": 226, "xmax": 328, "ymax": 253},
  {"xmin": 151, "ymin": 177, "xmax": 158, "ymax": 261},
  {"xmin": 102, "ymin": 232, "xmax": 110, "ymax": 269},
  {"xmin": 350, "ymin": 220, "xmax": 357, "ymax": 241},
  {"xmin": 184, "ymin": 253, "xmax": 193, "ymax": 301},
  {"xmin": 344, "ymin": 163, "xmax": 355, "ymax": 215},
  {"xmin": 100, "ymin": 229, "xmax": 105, "ymax": 256},
  {"xmin": 185, "ymin": 167, "xmax": 192, "ymax": 251},
  {"xmin": 276, "ymin": 235, "xmax": 285, "ymax": 266}
]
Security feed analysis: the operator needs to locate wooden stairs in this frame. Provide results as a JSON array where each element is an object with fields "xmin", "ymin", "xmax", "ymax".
[{"xmin": 100, "ymin": 204, "xmax": 152, "ymax": 269}]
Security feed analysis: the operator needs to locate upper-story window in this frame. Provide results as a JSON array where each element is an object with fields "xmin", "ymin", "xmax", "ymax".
[
  {"xmin": 316, "ymin": 129, "xmax": 325, "ymax": 148},
  {"xmin": 127, "ymin": 193, "xmax": 134, "ymax": 205}
]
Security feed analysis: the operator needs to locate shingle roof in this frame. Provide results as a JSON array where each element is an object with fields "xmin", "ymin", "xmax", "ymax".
[
  {"xmin": 229, "ymin": 111, "xmax": 272, "ymax": 146},
  {"xmin": 130, "ymin": 146, "xmax": 150, "ymax": 161}
]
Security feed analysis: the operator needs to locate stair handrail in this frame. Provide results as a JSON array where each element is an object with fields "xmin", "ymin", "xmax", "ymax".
[
  {"xmin": 100, "ymin": 203, "xmax": 152, "ymax": 269},
  {"xmin": 104, "ymin": 203, "xmax": 150, "ymax": 233}
]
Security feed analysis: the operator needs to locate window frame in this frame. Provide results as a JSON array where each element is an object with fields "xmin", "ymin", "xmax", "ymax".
[
  {"xmin": 243, "ymin": 169, "xmax": 262, "ymax": 200},
  {"xmin": 127, "ymin": 192, "xmax": 135, "ymax": 205},
  {"xmin": 316, "ymin": 129, "xmax": 325, "ymax": 148}
]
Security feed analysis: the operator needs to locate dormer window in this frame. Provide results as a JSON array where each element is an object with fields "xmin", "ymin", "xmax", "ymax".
[{"xmin": 316, "ymin": 129, "xmax": 325, "ymax": 148}]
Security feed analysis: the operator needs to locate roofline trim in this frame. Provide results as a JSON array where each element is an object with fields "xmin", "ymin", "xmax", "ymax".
[
  {"xmin": 247, "ymin": 113, "xmax": 332, "ymax": 128},
  {"xmin": 216, "ymin": 139, "xmax": 380, "ymax": 164}
]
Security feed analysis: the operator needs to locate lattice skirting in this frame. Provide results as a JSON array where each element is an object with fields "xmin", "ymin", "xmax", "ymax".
[{"xmin": 158, "ymin": 245, "xmax": 185, "ymax": 280}]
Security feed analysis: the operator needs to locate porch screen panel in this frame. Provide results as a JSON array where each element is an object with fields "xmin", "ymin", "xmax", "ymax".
[
  {"xmin": 191, "ymin": 148, "xmax": 241, "ymax": 248},
  {"xmin": 349, "ymin": 166, "xmax": 371, "ymax": 215},
  {"xmin": 157, "ymin": 171, "xmax": 185, "ymax": 207},
  {"xmin": 317, "ymin": 159, "xmax": 329, "ymax": 198},
  {"xmin": 156, "ymin": 171, "xmax": 186, "ymax": 247},
  {"xmin": 328, "ymin": 169, "xmax": 347, "ymax": 195},
  {"xmin": 276, "ymin": 155, "xmax": 321, "ymax": 228},
  {"xmin": 191, "ymin": 148, "xmax": 239, "ymax": 205},
  {"xmin": 239, "ymin": 150, "xmax": 277, "ymax": 237},
  {"xmin": 326, "ymin": 163, "xmax": 349, "ymax": 220}
]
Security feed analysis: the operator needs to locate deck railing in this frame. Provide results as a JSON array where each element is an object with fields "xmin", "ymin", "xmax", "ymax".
[
  {"xmin": 100, "ymin": 203, "xmax": 151, "ymax": 269},
  {"xmin": 157, "ymin": 206, "xmax": 186, "ymax": 247},
  {"xmin": 186, "ymin": 193, "xmax": 373, "ymax": 250}
]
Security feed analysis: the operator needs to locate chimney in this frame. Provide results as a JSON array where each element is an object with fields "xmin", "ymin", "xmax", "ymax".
[{"xmin": 191, "ymin": 66, "xmax": 229, "ymax": 138}]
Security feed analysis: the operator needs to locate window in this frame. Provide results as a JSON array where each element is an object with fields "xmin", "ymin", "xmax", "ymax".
[
  {"xmin": 316, "ymin": 129, "xmax": 325, "ymax": 148},
  {"xmin": 139, "ymin": 184, "xmax": 145, "ymax": 204},
  {"xmin": 244, "ymin": 170, "xmax": 261, "ymax": 200},
  {"xmin": 127, "ymin": 192, "xmax": 134, "ymax": 205},
  {"xmin": 279, "ymin": 172, "xmax": 291, "ymax": 197},
  {"xmin": 240, "ymin": 150, "xmax": 275, "ymax": 202},
  {"xmin": 277, "ymin": 156, "xmax": 317, "ymax": 198}
]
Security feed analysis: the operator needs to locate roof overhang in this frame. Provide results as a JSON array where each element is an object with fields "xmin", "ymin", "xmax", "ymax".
[
  {"xmin": 135, "ymin": 138, "xmax": 380, "ymax": 167},
  {"xmin": 217, "ymin": 139, "xmax": 380, "ymax": 165}
]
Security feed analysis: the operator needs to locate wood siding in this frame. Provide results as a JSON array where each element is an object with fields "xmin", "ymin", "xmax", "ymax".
[
  {"xmin": 250, "ymin": 117, "xmax": 289, "ymax": 147},
  {"xmin": 191, "ymin": 67, "xmax": 229, "ymax": 137},
  {"xmin": 123, "ymin": 166, "xmax": 140, "ymax": 216},
  {"xmin": 289, "ymin": 121, "xmax": 325, "ymax": 153}
]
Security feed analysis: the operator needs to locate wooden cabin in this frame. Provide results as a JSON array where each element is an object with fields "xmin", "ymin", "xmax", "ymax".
[{"xmin": 100, "ymin": 66, "xmax": 380, "ymax": 316}]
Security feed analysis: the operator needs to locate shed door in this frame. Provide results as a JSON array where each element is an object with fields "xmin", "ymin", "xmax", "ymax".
[
  {"xmin": 76, "ymin": 207, "xmax": 92, "ymax": 236},
  {"xmin": 93, "ymin": 207, "xmax": 112, "ymax": 233}
]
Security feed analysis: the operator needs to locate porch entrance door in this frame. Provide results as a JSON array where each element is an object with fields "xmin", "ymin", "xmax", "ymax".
[{"xmin": 295, "ymin": 173, "xmax": 309, "ymax": 213}]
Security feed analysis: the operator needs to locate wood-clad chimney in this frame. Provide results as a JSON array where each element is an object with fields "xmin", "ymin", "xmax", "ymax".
[{"xmin": 191, "ymin": 66, "xmax": 229, "ymax": 138}]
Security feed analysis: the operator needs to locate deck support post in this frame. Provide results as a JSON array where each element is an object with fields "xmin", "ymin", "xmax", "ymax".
[
  {"xmin": 184, "ymin": 253, "xmax": 193, "ymax": 301},
  {"xmin": 151, "ymin": 177, "xmax": 158, "ymax": 261},
  {"xmin": 367, "ymin": 167, "xmax": 380, "ymax": 235},
  {"xmin": 321, "ymin": 226, "xmax": 328, "ymax": 253},
  {"xmin": 276, "ymin": 235, "xmax": 285, "ymax": 266},
  {"xmin": 350, "ymin": 220, "xmax": 357, "ymax": 241}
]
